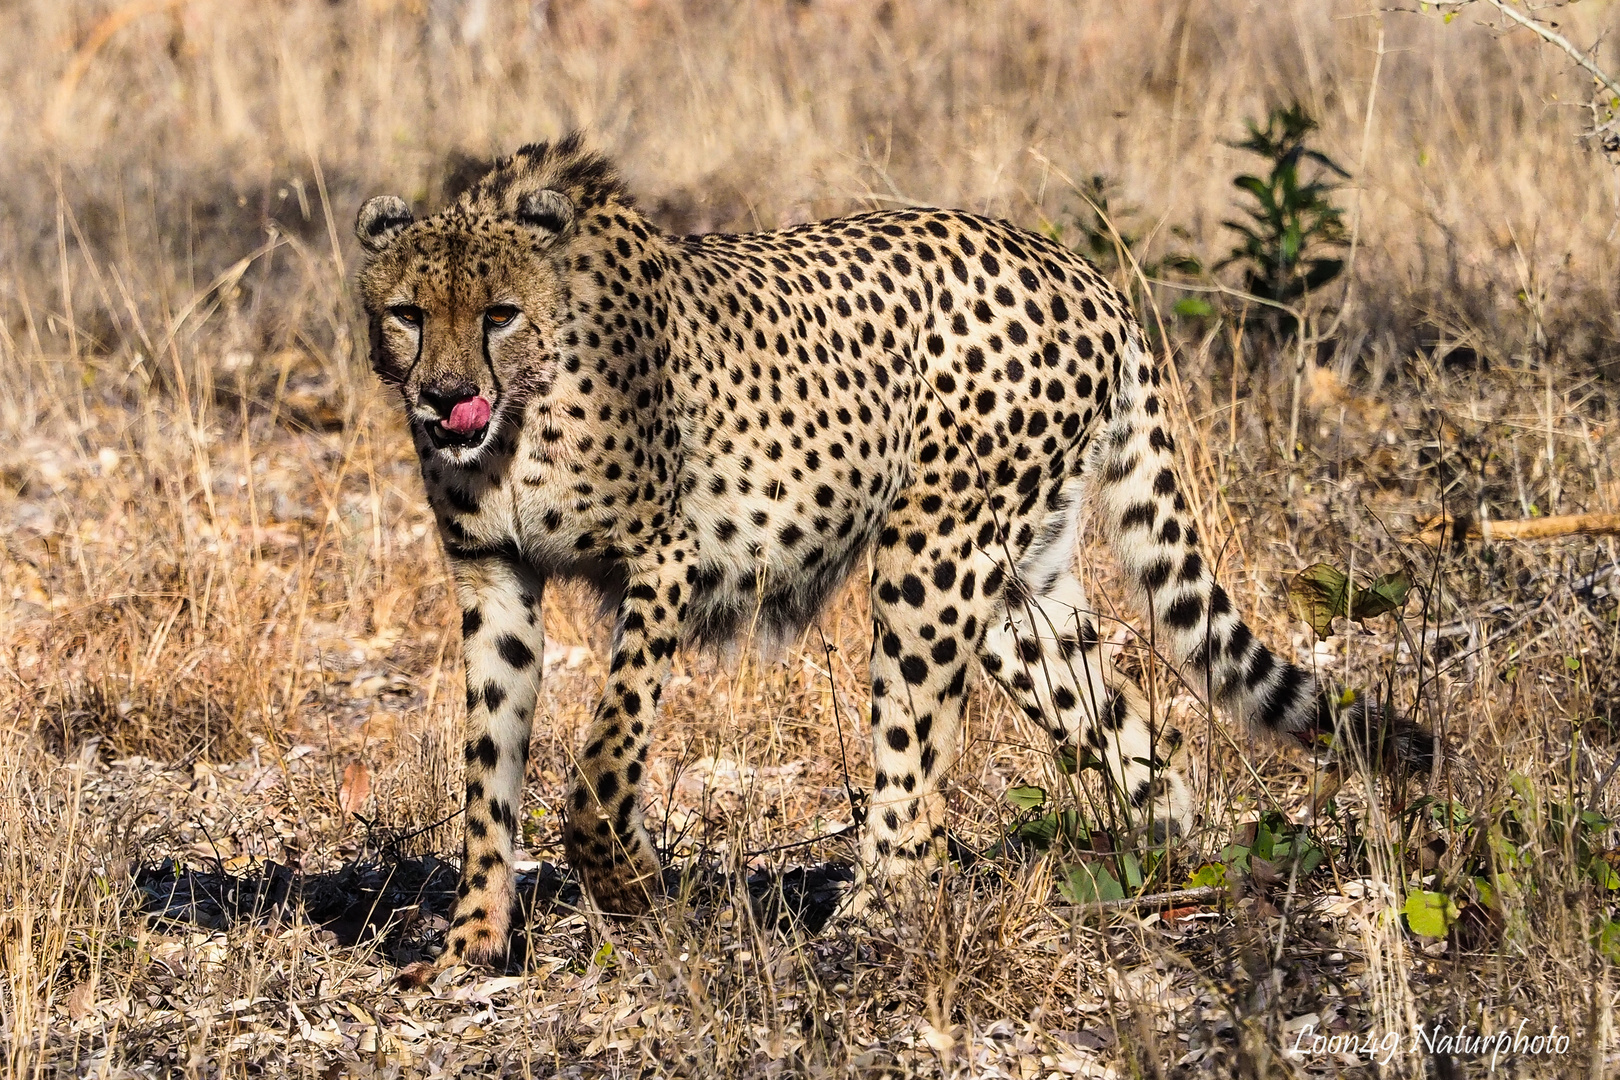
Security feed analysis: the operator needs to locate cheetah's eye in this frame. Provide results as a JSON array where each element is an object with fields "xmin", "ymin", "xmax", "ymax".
[
  {"xmin": 390, "ymin": 305, "xmax": 424, "ymax": 327},
  {"xmin": 485, "ymin": 305, "xmax": 520, "ymax": 328}
]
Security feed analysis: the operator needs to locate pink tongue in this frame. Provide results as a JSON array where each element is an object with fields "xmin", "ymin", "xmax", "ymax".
[{"xmin": 444, "ymin": 395, "xmax": 491, "ymax": 434}]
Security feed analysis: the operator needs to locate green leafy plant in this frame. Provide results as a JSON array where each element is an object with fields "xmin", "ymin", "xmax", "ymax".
[
  {"xmin": 1396, "ymin": 775, "xmax": 1617, "ymax": 947},
  {"xmin": 1220, "ymin": 103, "xmax": 1350, "ymax": 324},
  {"xmin": 1220, "ymin": 809, "xmax": 1327, "ymax": 882},
  {"xmin": 1003, "ymin": 782, "xmax": 1168, "ymax": 902},
  {"xmin": 1287, "ymin": 560, "xmax": 1414, "ymax": 640}
]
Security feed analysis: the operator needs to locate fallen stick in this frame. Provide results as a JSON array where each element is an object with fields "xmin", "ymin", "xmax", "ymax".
[
  {"xmin": 1066, "ymin": 884, "xmax": 1222, "ymax": 916},
  {"xmin": 1416, "ymin": 512, "xmax": 1620, "ymax": 548}
]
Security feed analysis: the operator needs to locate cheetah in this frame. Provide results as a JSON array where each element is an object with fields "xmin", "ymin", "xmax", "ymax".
[{"xmin": 354, "ymin": 134, "xmax": 1432, "ymax": 976}]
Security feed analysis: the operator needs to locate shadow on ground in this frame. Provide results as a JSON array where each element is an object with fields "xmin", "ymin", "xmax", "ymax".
[{"xmin": 133, "ymin": 846, "xmax": 856, "ymax": 970}]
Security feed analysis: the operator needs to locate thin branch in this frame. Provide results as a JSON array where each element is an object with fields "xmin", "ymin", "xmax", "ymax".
[
  {"xmin": 1064, "ymin": 884, "xmax": 1223, "ymax": 916},
  {"xmin": 1414, "ymin": 510, "xmax": 1620, "ymax": 547},
  {"xmin": 1432, "ymin": 0, "xmax": 1620, "ymax": 100}
]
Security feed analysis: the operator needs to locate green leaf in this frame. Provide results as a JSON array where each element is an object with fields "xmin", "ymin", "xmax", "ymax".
[
  {"xmin": 1296, "ymin": 844, "xmax": 1324, "ymax": 878},
  {"xmin": 1288, "ymin": 562, "xmax": 1349, "ymax": 638},
  {"xmin": 1301, "ymin": 258, "xmax": 1345, "ymax": 291},
  {"xmin": 1429, "ymin": 799, "xmax": 1472, "ymax": 827},
  {"xmin": 1232, "ymin": 174, "xmax": 1272, "ymax": 202},
  {"xmin": 1349, "ymin": 563, "xmax": 1413, "ymax": 622},
  {"xmin": 1119, "ymin": 852, "xmax": 1145, "ymax": 891},
  {"xmin": 1060, "ymin": 862, "xmax": 1125, "ymax": 903},
  {"xmin": 1172, "ymin": 297, "xmax": 1215, "ymax": 319},
  {"xmin": 1018, "ymin": 813, "xmax": 1059, "ymax": 849},
  {"xmin": 1402, "ymin": 890, "xmax": 1459, "ymax": 937},
  {"xmin": 1186, "ymin": 862, "xmax": 1228, "ymax": 890},
  {"xmin": 1253, "ymin": 819, "xmax": 1277, "ymax": 861},
  {"xmin": 591, "ymin": 940, "xmax": 616, "ymax": 967},
  {"xmin": 1302, "ymin": 149, "xmax": 1352, "ymax": 179},
  {"xmin": 1589, "ymin": 856, "xmax": 1620, "ymax": 891},
  {"xmin": 1006, "ymin": 784, "xmax": 1047, "ymax": 811},
  {"xmin": 1598, "ymin": 920, "xmax": 1620, "ymax": 964}
]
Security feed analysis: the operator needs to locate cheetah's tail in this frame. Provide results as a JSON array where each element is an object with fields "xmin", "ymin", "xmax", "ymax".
[{"xmin": 1090, "ymin": 339, "xmax": 1434, "ymax": 775}]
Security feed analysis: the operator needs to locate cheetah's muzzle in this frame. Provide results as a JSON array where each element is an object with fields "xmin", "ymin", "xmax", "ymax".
[
  {"xmin": 425, "ymin": 406, "xmax": 491, "ymax": 451},
  {"xmin": 354, "ymin": 132, "xmax": 1436, "ymax": 981}
]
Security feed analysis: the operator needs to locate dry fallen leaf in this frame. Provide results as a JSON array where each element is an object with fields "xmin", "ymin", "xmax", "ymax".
[
  {"xmin": 340, "ymin": 759, "xmax": 372, "ymax": 816},
  {"xmin": 67, "ymin": 980, "xmax": 95, "ymax": 1021}
]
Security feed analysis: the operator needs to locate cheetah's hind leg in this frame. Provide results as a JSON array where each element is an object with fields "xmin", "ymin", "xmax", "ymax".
[{"xmin": 979, "ymin": 567, "xmax": 1193, "ymax": 840}]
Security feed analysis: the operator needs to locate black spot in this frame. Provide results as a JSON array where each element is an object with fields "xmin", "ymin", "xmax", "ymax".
[
  {"xmin": 1244, "ymin": 647, "xmax": 1276, "ymax": 689},
  {"xmin": 497, "ymin": 634, "xmax": 535, "ymax": 668},
  {"xmin": 1165, "ymin": 594, "xmax": 1204, "ymax": 631},
  {"xmin": 1255, "ymin": 663, "xmax": 1307, "ymax": 731},
  {"xmin": 1226, "ymin": 623, "xmax": 1254, "ymax": 661},
  {"xmin": 901, "ymin": 574, "xmax": 926, "ymax": 606},
  {"xmin": 1104, "ymin": 690, "xmax": 1128, "ymax": 731},
  {"xmin": 900, "ymin": 655, "xmax": 929, "ymax": 685},
  {"xmin": 1142, "ymin": 558, "xmax": 1173, "ymax": 591},
  {"xmin": 1120, "ymin": 503, "xmax": 1156, "ymax": 531},
  {"xmin": 461, "ymin": 608, "xmax": 483, "ymax": 637}
]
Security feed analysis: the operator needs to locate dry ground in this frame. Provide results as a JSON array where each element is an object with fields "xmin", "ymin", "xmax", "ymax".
[{"xmin": 4, "ymin": 1, "xmax": 1620, "ymax": 1077}]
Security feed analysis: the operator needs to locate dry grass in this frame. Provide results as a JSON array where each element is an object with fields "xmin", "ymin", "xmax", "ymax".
[{"xmin": 3, "ymin": 1, "xmax": 1620, "ymax": 1076}]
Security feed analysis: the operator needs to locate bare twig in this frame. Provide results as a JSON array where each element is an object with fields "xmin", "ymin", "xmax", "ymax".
[
  {"xmin": 1430, "ymin": 0, "xmax": 1620, "ymax": 101},
  {"xmin": 1415, "ymin": 511, "xmax": 1620, "ymax": 547},
  {"xmin": 1065, "ymin": 884, "xmax": 1223, "ymax": 916}
]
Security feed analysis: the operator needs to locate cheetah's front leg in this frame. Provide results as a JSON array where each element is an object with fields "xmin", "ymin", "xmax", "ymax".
[
  {"xmin": 562, "ymin": 565, "xmax": 685, "ymax": 915},
  {"xmin": 407, "ymin": 556, "xmax": 547, "ymax": 981}
]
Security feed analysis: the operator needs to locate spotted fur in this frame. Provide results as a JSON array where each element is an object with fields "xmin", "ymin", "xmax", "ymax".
[{"xmin": 355, "ymin": 134, "xmax": 1432, "ymax": 976}]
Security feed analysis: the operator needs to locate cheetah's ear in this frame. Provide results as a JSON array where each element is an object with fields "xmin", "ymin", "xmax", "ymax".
[
  {"xmin": 356, "ymin": 196, "xmax": 414, "ymax": 255},
  {"xmin": 512, "ymin": 188, "xmax": 575, "ymax": 243}
]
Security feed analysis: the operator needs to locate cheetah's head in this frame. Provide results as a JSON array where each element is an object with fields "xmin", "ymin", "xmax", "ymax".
[{"xmin": 353, "ymin": 186, "xmax": 576, "ymax": 464}]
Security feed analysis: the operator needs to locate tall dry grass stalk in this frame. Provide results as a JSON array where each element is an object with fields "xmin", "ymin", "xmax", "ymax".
[{"xmin": 3, "ymin": 1, "xmax": 1619, "ymax": 1076}]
